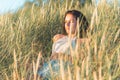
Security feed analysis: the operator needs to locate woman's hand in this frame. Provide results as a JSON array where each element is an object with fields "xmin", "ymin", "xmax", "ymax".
[
  {"xmin": 76, "ymin": 38, "xmax": 90, "ymax": 49},
  {"xmin": 77, "ymin": 38, "xmax": 89, "ymax": 43},
  {"xmin": 53, "ymin": 34, "xmax": 65, "ymax": 42}
]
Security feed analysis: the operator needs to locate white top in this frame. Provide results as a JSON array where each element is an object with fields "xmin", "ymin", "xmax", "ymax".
[{"xmin": 52, "ymin": 36, "xmax": 76, "ymax": 55}]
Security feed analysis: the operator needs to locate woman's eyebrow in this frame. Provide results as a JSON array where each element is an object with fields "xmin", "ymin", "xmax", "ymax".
[{"xmin": 65, "ymin": 19, "xmax": 75, "ymax": 21}]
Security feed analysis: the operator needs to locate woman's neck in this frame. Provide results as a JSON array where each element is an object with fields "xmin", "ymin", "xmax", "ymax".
[{"xmin": 68, "ymin": 33, "xmax": 76, "ymax": 38}]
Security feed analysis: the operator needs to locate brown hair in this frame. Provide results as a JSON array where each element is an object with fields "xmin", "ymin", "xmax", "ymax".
[{"xmin": 62, "ymin": 10, "xmax": 89, "ymax": 38}]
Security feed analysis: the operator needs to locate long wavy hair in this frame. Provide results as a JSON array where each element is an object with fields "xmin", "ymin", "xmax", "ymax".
[{"xmin": 62, "ymin": 10, "xmax": 89, "ymax": 38}]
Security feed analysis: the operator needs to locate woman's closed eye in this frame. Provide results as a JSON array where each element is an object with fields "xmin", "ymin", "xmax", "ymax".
[{"xmin": 65, "ymin": 20, "xmax": 74, "ymax": 24}]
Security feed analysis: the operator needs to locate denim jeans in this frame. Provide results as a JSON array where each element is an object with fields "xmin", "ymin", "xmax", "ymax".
[{"xmin": 38, "ymin": 60, "xmax": 71, "ymax": 80}]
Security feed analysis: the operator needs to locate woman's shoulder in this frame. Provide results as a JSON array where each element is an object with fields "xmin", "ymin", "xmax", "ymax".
[
  {"xmin": 57, "ymin": 36, "xmax": 68, "ymax": 42},
  {"xmin": 53, "ymin": 34, "xmax": 67, "ymax": 43}
]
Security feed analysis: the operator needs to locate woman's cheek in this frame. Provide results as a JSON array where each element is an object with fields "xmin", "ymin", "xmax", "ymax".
[
  {"xmin": 71, "ymin": 25, "xmax": 76, "ymax": 33},
  {"xmin": 65, "ymin": 26, "xmax": 69, "ymax": 33}
]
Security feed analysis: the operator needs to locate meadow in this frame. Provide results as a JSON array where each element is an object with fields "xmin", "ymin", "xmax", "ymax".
[{"xmin": 0, "ymin": 0, "xmax": 120, "ymax": 80}]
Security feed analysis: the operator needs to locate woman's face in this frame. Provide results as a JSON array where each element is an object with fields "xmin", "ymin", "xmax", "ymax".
[{"xmin": 65, "ymin": 13, "xmax": 77, "ymax": 36}]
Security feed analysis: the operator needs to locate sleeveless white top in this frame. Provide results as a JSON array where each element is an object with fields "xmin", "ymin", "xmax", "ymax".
[{"xmin": 52, "ymin": 36, "xmax": 76, "ymax": 55}]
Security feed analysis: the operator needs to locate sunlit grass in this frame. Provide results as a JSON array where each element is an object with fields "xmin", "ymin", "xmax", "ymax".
[{"xmin": 0, "ymin": 0, "xmax": 120, "ymax": 80}]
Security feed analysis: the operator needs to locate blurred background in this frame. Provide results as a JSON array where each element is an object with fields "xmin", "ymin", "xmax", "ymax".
[
  {"xmin": 0, "ymin": 0, "xmax": 119, "ymax": 80},
  {"xmin": 0, "ymin": 0, "xmax": 120, "ymax": 15}
]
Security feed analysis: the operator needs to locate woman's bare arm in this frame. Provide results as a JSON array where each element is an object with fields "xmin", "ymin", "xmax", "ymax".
[{"xmin": 53, "ymin": 34, "xmax": 65, "ymax": 42}]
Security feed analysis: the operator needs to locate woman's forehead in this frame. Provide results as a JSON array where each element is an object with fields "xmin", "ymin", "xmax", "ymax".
[{"xmin": 65, "ymin": 14, "xmax": 76, "ymax": 21}]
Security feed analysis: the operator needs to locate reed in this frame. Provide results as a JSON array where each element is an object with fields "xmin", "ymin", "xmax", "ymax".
[{"xmin": 0, "ymin": 0, "xmax": 119, "ymax": 80}]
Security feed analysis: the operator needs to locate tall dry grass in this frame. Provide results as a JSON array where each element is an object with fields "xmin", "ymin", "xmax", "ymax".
[{"xmin": 0, "ymin": 0, "xmax": 120, "ymax": 80}]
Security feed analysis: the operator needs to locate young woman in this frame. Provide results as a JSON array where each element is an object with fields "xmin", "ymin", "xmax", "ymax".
[
  {"xmin": 38, "ymin": 10, "xmax": 89, "ymax": 79},
  {"xmin": 51, "ymin": 10, "xmax": 89, "ymax": 57}
]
